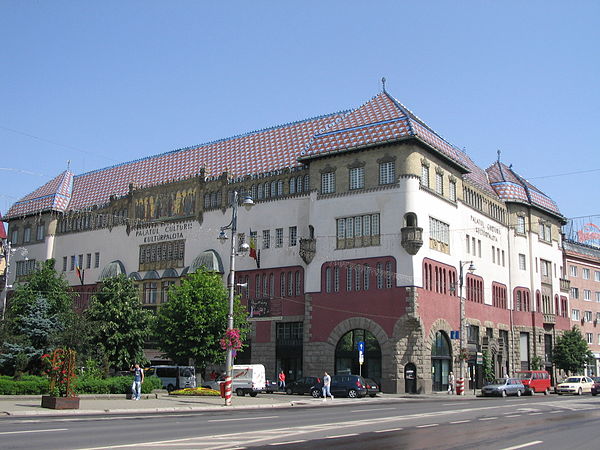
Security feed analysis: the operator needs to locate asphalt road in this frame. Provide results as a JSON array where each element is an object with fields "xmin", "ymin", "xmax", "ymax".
[{"xmin": 1, "ymin": 394, "xmax": 599, "ymax": 449}]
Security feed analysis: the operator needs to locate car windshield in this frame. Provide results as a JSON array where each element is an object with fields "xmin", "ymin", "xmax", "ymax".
[
  {"xmin": 494, "ymin": 379, "xmax": 507, "ymax": 385},
  {"xmin": 565, "ymin": 377, "xmax": 581, "ymax": 383}
]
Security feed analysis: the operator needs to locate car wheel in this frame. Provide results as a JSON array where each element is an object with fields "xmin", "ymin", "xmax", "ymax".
[
  {"xmin": 578, "ymin": 388, "xmax": 583, "ymax": 396},
  {"xmin": 167, "ymin": 384, "xmax": 175, "ymax": 392},
  {"xmin": 558, "ymin": 392, "xmax": 563, "ymax": 395},
  {"xmin": 544, "ymin": 387, "xmax": 550, "ymax": 395},
  {"xmin": 517, "ymin": 389, "xmax": 522, "ymax": 397},
  {"xmin": 348, "ymin": 389, "xmax": 358, "ymax": 398},
  {"xmin": 286, "ymin": 387, "xmax": 293, "ymax": 395},
  {"xmin": 501, "ymin": 390, "xmax": 507, "ymax": 398},
  {"xmin": 593, "ymin": 392, "xmax": 598, "ymax": 396},
  {"xmin": 311, "ymin": 389, "xmax": 321, "ymax": 398},
  {"xmin": 249, "ymin": 392, "xmax": 258, "ymax": 397},
  {"xmin": 370, "ymin": 394, "xmax": 377, "ymax": 398},
  {"xmin": 236, "ymin": 388, "xmax": 245, "ymax": 397}
]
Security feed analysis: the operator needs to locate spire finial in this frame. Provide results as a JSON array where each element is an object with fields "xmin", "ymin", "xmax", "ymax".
[
  {"xmin": 67, "ymin": 160, "xmax": 71, "ymax": 171},
  {"xmin": 381, "ymin": 77, "xmax": 386, "ymax": 92},
  {"xmin": 497, "ymin": 149, "xmax": 501, "ymax": 162}
]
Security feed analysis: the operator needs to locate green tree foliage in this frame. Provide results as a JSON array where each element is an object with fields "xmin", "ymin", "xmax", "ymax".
[
  {"xmin": 154, "ymin": 269, "xmax": 250, "ymax": 366},
  {"xmin": 86, "ymin": 275, "xmax": 152, "ymax": 371},
  {"xmin": 482, "ymin": 350, "xmax": 495, "ymax": 383},
  {"xmin": 553, "ymin": 326, "xmax": 594, "ymax": 375}
]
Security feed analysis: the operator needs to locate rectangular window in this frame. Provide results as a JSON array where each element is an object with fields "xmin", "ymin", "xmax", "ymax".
[
  {"xmin": 86, "ymin": 253, "xmax": 91, "ymax": 269},
  {"xmin": 334, "ymin": 267, "xmax": 339, "ymax": 292},
  {"xmin": 346, "ymin": 267, "xmax": 353, "ymax": 291},
  {"xmin": 572, "ymin": 309, "xmax": 580, "ymax": 321},
  {"xmin": 70, "ymin": 255, "xmax": 76, "ymax": 271},
  {"xmin": 478, "ymin": 240, "xmax": 482, "ymax": 257},
  {"xmin": 144, "ymin": 282, "xmax": 157, "ymax": 304},
  {"xmin": 571, "ymin": 287, "xmax": 579, "ymax": 299},
  {"xmin": 376, "ymin": 263, "xmax": 383, "ymax": 289},
  {"xmin": 429, "ymin": 217, "xmax": 450, "ymax": 245},
  {"xmin": 11, "ymin": 229, "xmax": 18, "ymax": 244},
  {"xmin": 583, "ymin": 268, "xmax": 590, "ymax": 280},
  {"xmin": 336, "ymin": 213, "xmax": 380, "ymax": 249},
  {"xmin": 595, "ymin": 271, "xmax": 600, "ymax": 282},
  {"xmin": 449, "ymin": 180, "xmax": 456, "ymax": 201},
  {"xmin": 421, "ymin": 165, "xmax": 430, "ymax": 187},
  {"xmin": 349, "ymin": 167, "xmax": 364, "ymax": 190},
  {"xmin": 516, "ymin": 216, "xmax": 525, "ymax": 234},
  {"xmin": 519, "ymin": 254, "xmax": 526, "ymax": 270},
  {"xmin": 94, "ymin": 252, "xmax": 100, "ymax": 268},
  {"xmin": 280, "ymin": 274, "xmax": 285, "ymax": 297},
  {"xmin": 325, "ymin": 267, "xmax": 332, "ymax": 293},
  {"xmin": 584, "ymin": 289, "xmax": 592, "ymax": 301},
  {"xmin": 62, "ymin": 256, "xmax": 67, "ymax": 272},
  {"xmin": 596, "ymin": 292, "xmax": 600, "ymax": 302},
  {"xmin": 289, "ymin": 226, "xmax": 297, "ymax": 246},
  {"xmin": 570, "ymin": 265, "xmax": 577, "ymax": 277},
  {"xmin": 492, "ymin": 246, "xmax": 496, "ymax": 264},
  {"xmin": 321, "ymin": 172, "xmax": 335, "ymax": 194},
  {"xmin": 585, "ymin": 311, "xmax": 593, "ymax": 322},
  {"xmin": 466, "ymin": 235, "xmax": 470, "ymax": 254},
  {"xmin": 379, "ymin": 161, "xmax": 395, "ymax": 185},
  {"xmin": 275, "ymin": 228, "xmax": 283, "ymax": 248},
  {"xmin": 15, "ymin": 259, "xmax": 36, "ymax": 277},
  {"xmin": 263, "ymin": 230, "xmax": 270, "ymax": 249},
  {"xmin": 23, "ymin": 227, "xmax": 31, "ymax": 243},
  {"xmin": 385, "ymin": 261, "xmax": 393, "ymax": 288},
  {"xmin": 435, "ymin": 171, "xmax": 443, "ymax": 195},
  {"xmin": 36, "ymin": 224, "xmax": 45, "ymax": 241},
  {"xmin": 587, "ymin": 333, "xmax": 594, "ymax": 345}
]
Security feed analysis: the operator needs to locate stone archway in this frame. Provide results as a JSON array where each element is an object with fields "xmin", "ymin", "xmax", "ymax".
[{"xmin": 327, "ymin": 317, "xmax": 392, "ymax": 390}]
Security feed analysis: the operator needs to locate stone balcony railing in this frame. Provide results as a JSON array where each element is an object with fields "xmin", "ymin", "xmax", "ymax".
[
  {"xmin": 401, "ymin": 226, "xmax": 423, "ymax": 255},
  {"xmin": 543, "ymin": 313, "xmax": 556, "ymax": 324},
  {"xmin": 560, "ymin": 278, "xmax": 570, "ymax": 293}
]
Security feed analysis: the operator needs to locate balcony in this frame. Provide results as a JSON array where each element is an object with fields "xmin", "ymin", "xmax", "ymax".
[
  {"xmin": 248, "ymin": 297, "xmax": 282, "ymax": 319},
  {"xmin": 560, "ymin": 278, "xmax": 570, "ymax": 293},
  {"xmin": 400, "ymin": 226, "xmax": 423, "ymax": 255},
  {"xmin": 299, "ymin": 238, "xmax": 316, "ymax": 264},
  {"xmin": 543, "ymin": 313, "xmax": 556, "ymax": 324}
]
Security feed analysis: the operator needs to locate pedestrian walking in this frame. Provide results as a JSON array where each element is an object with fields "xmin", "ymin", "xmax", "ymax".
[
  {"xmin": 278, "ymin": 370, "xmax": 286, "ymax": 391},
  {"xmin": 448, "ymin": 371, "xmax": 455, "ymax": 394},
  {"xmin": 322, "ymin": 371, "xmax": 334, "ymax": 401},
  {"xmin": 131, "ymin": 363, "xmax": 144, "ymax": 400}
]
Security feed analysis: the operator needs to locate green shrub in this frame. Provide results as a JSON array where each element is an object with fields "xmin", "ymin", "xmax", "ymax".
[{"xmin": 0, "ymin": 374, "xmax": 161, "ymax": 395}]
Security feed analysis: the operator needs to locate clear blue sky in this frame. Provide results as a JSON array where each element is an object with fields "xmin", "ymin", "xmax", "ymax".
[{"xmin": 2, "ymin": 1, "xmax": 599, "ymax": 225}]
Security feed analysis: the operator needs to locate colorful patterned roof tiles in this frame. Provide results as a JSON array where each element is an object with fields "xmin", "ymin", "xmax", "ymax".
[
  {"xmin": 486, "ymin": 161, "xmax": 561, "ymax": 215},
  {"xmin": 7, "ymin": 171, "xmax": 73, "ymax": 217}
]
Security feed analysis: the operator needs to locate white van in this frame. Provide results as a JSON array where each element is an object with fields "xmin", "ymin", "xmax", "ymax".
[
  {"xmin": 149, "ymin": 365, "xmax": 196, "ymax": 392},
  {"xmin": 231, "ymin": 364, "xmax": 266, "ymax": 397}
]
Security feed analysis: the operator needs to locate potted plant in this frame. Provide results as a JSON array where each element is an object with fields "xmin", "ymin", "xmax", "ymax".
[{"xmin": 41, "ymin": 348, "xmax": 80, "ymax": 409}]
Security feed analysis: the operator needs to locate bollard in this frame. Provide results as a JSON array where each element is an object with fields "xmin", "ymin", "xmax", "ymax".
[
  {"xmin": 224, "ymin": 376, "xmax": 232, "ymax": 406},
  {"xmin": 456, "ymin": 377, "xmax": 465, "ymax": 395}
]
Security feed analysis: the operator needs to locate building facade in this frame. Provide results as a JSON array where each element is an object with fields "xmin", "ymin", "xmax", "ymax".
[{"xmin": 2, "ymin": 90, "xmax": 571, "ymax": 392}]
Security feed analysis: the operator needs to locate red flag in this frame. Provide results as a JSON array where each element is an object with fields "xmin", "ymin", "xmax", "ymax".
[{"xmin": 249, "ymin": 229, "xmax": 259, "ymax": 268}]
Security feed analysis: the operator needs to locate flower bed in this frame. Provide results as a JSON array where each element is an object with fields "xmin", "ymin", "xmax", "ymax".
[{"xmin": 169, "ymin": 387, "xmax": 220, "ymax": 396}]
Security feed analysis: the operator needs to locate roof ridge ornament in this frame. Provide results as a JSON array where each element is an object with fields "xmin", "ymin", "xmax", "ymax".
[{"xmin": 381, "ymin": 77, "xmax": 387, "ymax": 93}]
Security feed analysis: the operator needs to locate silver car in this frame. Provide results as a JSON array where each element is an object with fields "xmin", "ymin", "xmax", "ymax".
[{"xmin": 481, "ymin": 378, "xmax": 526, "ymax": 397}]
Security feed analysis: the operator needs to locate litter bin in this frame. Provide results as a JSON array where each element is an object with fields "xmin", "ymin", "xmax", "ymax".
[{"xmin": 219, "ymin": 382, "xmax": 226, "ymax": 398}]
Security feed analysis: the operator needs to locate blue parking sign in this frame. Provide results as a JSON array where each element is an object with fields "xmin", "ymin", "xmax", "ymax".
[{"xmin": 357, "ymin": 341, "xmax": 365, "ymax": 352}]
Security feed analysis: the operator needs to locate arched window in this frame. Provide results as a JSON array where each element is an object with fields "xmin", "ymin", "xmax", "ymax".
[
  {"xmin": 335, "ymin": 329, "xmax": 381, "ymax": 382},
  {"xmin": 264, "ymin": 182, "xmax": 271, "ymax": 198},
  {"xmin": 289, "ymin": 178, "xmax": 296, "ymax": 194},
  {"xmin": 296, "ymin": 176, "xmax": 303, "ymax": 193},
  {"xmin": 304, "ymin": 175, "xmax": 310, "ymax": 191},
  {"xmin": 404, "ymin": 212, "xmax": 418, "ymax": 227}
]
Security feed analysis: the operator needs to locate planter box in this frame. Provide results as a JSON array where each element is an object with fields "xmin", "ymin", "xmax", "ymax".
[{"xmin": 41, "ymin": 395, "xmax": 80, "ymax": 410}]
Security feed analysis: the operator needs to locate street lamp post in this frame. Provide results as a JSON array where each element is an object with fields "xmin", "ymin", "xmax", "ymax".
[
  {"xmin": 458, "ymin": 260, "xmax": 476, "ymax": 395},
  {"xmin": 218, "ymin": 191, "xmax": 254, "ymax": 406}
]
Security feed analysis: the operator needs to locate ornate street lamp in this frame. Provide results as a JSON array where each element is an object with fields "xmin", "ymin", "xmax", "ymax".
[{"xmin": 458, "ymin": 260, "xmax": 476, "ymax": 395}]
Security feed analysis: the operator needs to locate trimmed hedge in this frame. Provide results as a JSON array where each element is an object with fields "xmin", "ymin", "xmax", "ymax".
[{"xmin": 0, "ymin": 375, "xmax": 162, "ymax": 395}]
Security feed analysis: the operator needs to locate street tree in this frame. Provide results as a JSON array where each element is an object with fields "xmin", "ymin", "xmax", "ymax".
[
  {"xmin": 86, "ymin": 275, "xmax": 152, "ymax": 371},
  {"xmin": 154, "ymin": 269, "xmax": 250, "ymax": 366},
  {"xmin": 553, "ymin": 326, "xmax": 593, "ymax": 375}
]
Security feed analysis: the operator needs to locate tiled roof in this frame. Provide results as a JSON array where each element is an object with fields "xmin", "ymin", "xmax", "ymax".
[
  {"xmin": 0, "ymin": 214, "xmax": 6, "ymax": 239},
  {"xmin": 486, "ymin": 161, "xmax": 561, "ymax": 215},
  {"xmin": 6, "ymin": 90, "xmax": 561, "ymax": 219},
  {"xmin": 7, "ymin": 171, "xmax": 73, "ymax": 218}
]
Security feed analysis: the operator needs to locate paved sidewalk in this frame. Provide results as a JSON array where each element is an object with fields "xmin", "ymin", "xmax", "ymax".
[{"xmin": 0, "ymin": 391, "xmax": 479, "ymax": 417}]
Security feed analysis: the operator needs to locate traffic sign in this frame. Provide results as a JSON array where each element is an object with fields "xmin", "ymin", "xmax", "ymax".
[
  {"xmin": 476, "ymin": 352, "xmax": 483, "ymax": 365},
  {"xmin": 357, "ymin": 341, "xmax": 365, "ymax": 352}
]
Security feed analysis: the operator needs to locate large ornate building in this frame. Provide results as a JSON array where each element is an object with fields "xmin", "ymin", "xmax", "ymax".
[{"xmin": 2, "ymin": 89, "xmax": 571, "ymax": 393}]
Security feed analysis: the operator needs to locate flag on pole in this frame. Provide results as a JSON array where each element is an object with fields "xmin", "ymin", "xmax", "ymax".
[
  {"xmin": 249, "ymin": 229, "xmax": 260, "ymax": 268},
  {"xmin": 75, "ymin": 256, "xmax": 85, "ymax": 285}
]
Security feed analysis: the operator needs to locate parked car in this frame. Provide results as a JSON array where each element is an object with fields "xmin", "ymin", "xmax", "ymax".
[
  {"xmin": 481, "ymin": 378, "xmax": 526, "ymax": 397},
  {"xmin": 364, "ymin": 378, "xmax": 380, "ymax": 397},
  {"xmin": 515, "ymin": 370, "xmax": 552, "ymax": 395},
  {"xmin": 263, "ymin": 379, "xmax": 278, "ymax": 393},
  {"xmin": 590, "ymin": 377, "xmax": 600, "ymax": 396},
  {"xmin": 557, "ymin": 376, "xmax": 594, "ymax": 395},
  {"xmin": 329, "ymin": 375, "xmax": 368, "ymax": 398},
  {"xmin": 285, "ymin": 376, "xmax": 322, "ymax": 397}
]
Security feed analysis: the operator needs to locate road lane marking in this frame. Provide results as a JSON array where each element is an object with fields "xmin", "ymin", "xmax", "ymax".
[
  {"xmin": 416, "ymin": 424, "xmax": 438, "ymax": 428},
  {"xmin": 208, "ymin": 415, "xmax": 278, "ymax": 422},
  {"xmin": 450, "ymin": 420, "xmax": 470, "ymax": 424},
  {"xmin": 0, "ymin": 428, "xmax": 68, "ymax": 435},
  {"xmin": 375, "ymin": 428, "xmax": 403, "ymax": 433},
  {"xmin": 351, "ymin": 407, "xmax": 396, "ymax": 413},
  {"xmin": 549, "ymin": 410, "xmax": 561, "ymax": 414},
  {"xmin": 479, "ymin": 417, "xmax": 498, "ymax": 421},
  {"xmin": 325, "ymin": 433, "xmax": 358, "ymax": 439},
  {"xmin": 269, "ymin": 440, "xmax": 307, "ymax": 445},
  {"xmin": 501, "ymin": 441, "xmax": 543, "ymax": 450},
  {"xmin": 529, "ymin": 412, "xmax": 543, "ymax": 416},
  {"xmin": 505, "ymin": 414, "xmax": 521, "ymax": 417}
]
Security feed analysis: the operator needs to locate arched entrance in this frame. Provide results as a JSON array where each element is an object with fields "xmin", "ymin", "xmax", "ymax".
[
  {"xmin": 431, "ymin": 331, "xmax": 452, "ymax": 392},
  {"xmin": 335, "ymin": 329, "xmax": 381, "ymax": 383}
]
